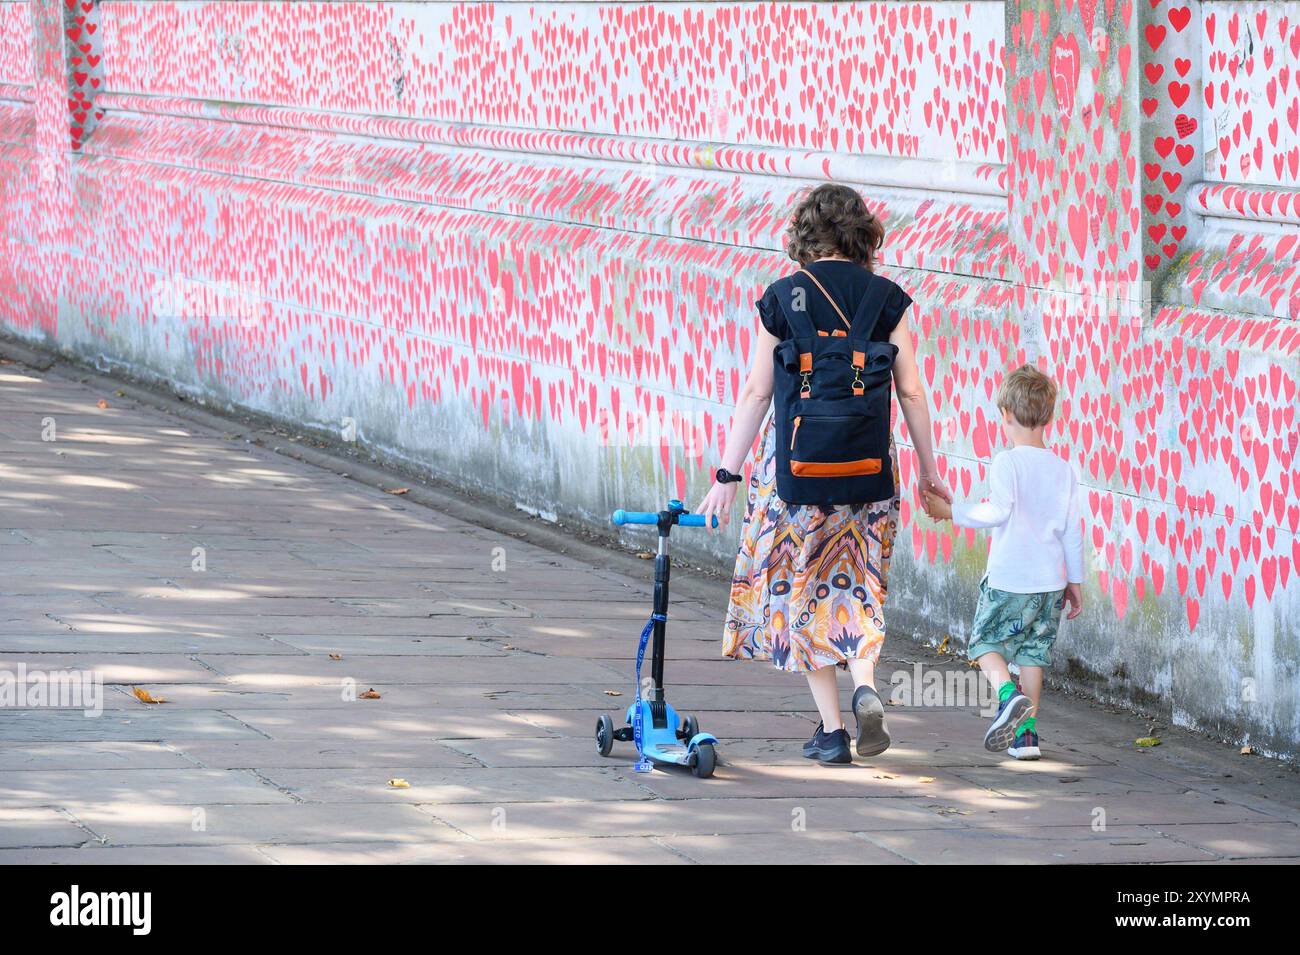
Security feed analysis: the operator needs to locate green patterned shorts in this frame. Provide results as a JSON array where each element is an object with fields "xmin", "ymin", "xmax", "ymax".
[{"xmin": 967, "ymin": 578, "xmax": 1066, "ymax": 668}]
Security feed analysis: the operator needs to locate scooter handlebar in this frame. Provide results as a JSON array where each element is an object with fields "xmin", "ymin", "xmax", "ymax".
[{"xmin": 610, "ymin": 509, "xmax": 718, "ymax": 529}]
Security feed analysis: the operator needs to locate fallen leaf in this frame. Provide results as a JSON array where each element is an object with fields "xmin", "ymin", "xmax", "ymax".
[
  {"xmin": 1135, "ymin": 736, "xmax": 1161, "ymax": 748},
  {"xmin": 328, "ymin": 653, "xmax": 342, "ymax": 661},
  {"xmin": 935, "ymin": 636, "xmax": 950, "ymax": 654},
  {"xmin": 873, "ymin": 772, "xmax": 899, "ymax": 780},
  {"xmin": 1058, "ymin": 776, "xmax": 1081, "ymax": 783},
  {"xmin": 359, "ymin": 688, "xmax": 382, "ymax": 699},
  {"xmin": 132, "ymin": 687, "xmax": 166, "ymax": 705},
  {"xmin": 96, "ymin": 398, "xmax": 108, "ymax": 409},
  {"xmin": 1240, "ymin": 745, "xmax": 1255, "ymax": 756},
  {"xmin": 604, "ymin": 690, "xmax": 622, "ymax": 697},
  {"xmin": 918, "ymin": 776, "xmax": 936, "ymax": 784},
  {"xmin": 387, "ymin": 778, "xmax": 410, "ymax": 789},
  {"xmin": 114, "ymin": 390, "xmax": 125, "ymax": 397},
  {"xmin": 385, "ymin": 487, "xmax": 410, "ymax": 495},
  {"xmin": 636, "ymin": 551, "xmax": 654, "ymax": 559}
]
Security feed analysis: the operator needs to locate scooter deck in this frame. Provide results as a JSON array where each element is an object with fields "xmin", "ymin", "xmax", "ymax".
[{"xmin": 625, "ymin": 700, "xmax": 717, "ymax": 767}]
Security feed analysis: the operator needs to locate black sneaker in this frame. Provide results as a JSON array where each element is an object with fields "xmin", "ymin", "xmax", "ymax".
[
  {"xmin": 802, "ymin": 721, "xmax": 826, "ymax": 758},
  {"xmin": 802, "ymin": 724, "xmax": 852, "ymax": 764},
  {"xmin": 852, "ymin": 684, "xmax": 891, "ymax": 757}
]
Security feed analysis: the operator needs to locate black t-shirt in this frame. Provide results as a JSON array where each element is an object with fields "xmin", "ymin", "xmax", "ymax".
[{"xmin": 757, "ymin": 261, "xmax": 913, "ymax": 342}]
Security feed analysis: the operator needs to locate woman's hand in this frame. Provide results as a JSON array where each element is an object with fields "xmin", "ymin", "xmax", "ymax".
[
  {"xmin": 696, "ymin": 479, "xmax": 740, "ymax": 532},
  {"xmin": 920, "ymin": 470, "xmax": 953, "ymax": 505}
]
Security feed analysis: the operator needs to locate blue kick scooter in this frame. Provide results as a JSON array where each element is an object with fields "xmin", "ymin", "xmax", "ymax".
[{"xmin": 597, "ymin": 499, "xmax": 720, "ymax": 778}]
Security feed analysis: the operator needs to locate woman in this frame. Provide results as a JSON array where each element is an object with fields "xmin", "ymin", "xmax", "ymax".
[{"xmin": 697, "ymin": 183, "xmax": 951, "ymax": 764}]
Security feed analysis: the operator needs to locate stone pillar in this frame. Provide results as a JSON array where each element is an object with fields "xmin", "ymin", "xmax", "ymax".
[
  {"xmin": 29, "ymin": 0, "xmax": 106, "ymax": 334},
  {"xmin": 33, "ymin": 0, "xmax": 105, "ymax": 151},
  {"xmin": 1138, "ymin": 3, "xmax": 1204, "ymax": 296},
  {"xmin": 1005, "ymin": 0, "xmax": 1205, "ymax": 319}
]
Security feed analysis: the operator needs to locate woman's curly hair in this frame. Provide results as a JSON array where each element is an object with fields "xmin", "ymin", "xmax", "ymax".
[{"xmin": 783, "ymin": 183, "xmax": 885, "ymax": 269}]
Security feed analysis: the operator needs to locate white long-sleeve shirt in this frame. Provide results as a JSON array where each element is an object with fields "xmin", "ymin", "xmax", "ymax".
[{"xmin": 952, "ymin": 446, "xmax": 1084, "ymax": 594}]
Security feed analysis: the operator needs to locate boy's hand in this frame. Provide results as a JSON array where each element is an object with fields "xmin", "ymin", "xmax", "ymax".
[
  {"xmin": 1062, "ymin": 582, "xmax": 1083, "ymax": 619},
  {"xmin": 922, "ymin": 490, "xmax": 952, "ymax": 521}
]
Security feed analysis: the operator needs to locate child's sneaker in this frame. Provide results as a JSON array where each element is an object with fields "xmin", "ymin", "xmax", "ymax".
[
  {"xmin": 1007, "ymin": 728, "xmax": 1040, "ymax": 760},
  {"xmin": 802, "ymin": 723, "xmax": 852, "ymax": 764},
  {"xmin": 984, "ymin": 692, "xmax": 1033, "ymax": 752},
  {"xmin": 851, "ymin": 684, "xmax": 891, "ymax": 757}
]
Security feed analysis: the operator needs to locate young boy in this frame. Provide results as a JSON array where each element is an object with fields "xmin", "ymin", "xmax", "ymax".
[{"xmin": 924, "ymin": 365, "xmax": 1083, "ymax": 760}]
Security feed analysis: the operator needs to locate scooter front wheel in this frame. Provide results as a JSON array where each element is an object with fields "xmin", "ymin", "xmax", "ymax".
[
  {"xmin": 692, "ymin": 742, "xmax": 716, "ymax": 778},
  {"xmin": 680, "ymin": 714, "xmax": 699, "ymax": 740},
  {"xmin": 595, "ymin": 715, "xmax": 615, "ymax": 756}
]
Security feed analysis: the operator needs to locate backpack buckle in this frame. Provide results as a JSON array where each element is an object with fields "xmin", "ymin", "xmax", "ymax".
[
  {"xmin": 851, "ymin": 368, "xmax": 864, "ymax": 396},
  {"xmin": 799, "ymin": 372, "xmax": 812, "ymax": 398}
]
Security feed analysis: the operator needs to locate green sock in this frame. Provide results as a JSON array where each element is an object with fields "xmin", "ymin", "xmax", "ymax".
[
  {"xmin": 997, "ymin": 680, "xmax": 1016, "ymax": 703},
  {"xmin": 1021, "ymin": 716, "xmax": 1038, "ymax": 735}
]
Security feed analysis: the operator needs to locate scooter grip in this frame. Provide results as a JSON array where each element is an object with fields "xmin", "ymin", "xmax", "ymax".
[
  {"xmin": 678, "ymin": 514, "xmax": 719, "ymax": 528},
  {"xmin": 611, "ymin": 510, "xmax": 658, "ymax": 526}
]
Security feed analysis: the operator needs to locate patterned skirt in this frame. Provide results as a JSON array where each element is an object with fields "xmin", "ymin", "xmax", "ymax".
[{"xmin": 722, "ymin": 413, "xmax": 901, "ymax": 673}]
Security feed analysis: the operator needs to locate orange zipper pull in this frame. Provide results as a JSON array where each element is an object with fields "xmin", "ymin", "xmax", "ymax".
[{"xmin": 790, "ymin": 416, "xmax": 801, "ymax": 450}]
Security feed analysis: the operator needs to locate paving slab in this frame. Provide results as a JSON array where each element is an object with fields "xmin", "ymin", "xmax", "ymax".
[
  {"xmin": 424, "ymin": 796, "xmax": 967, "ymax": 840},
  {"xmin": 220, "ymin": 707, "xmax": 553, "ymax": 741},
  {"xmin": 862, "ymin": 825, "xmax": 1220, "ymax": 865},
  {"xmin": 0, "ymin": 844, "xmax": 274, "ymax": 864},
  {"xmin": 66, "ymin": 802, "xmax": 464, "ymax": 847},
  {"xmin": 258, "ymin": 836, "xmax": 687, "ymax": 865},
  {"xmin": 0, "ymin": 742, "xmax": 196, "ymax": 771},
  {"xmin": 256, "ymin": 766, "xmax": 653, "ymax": 804},
  {"xmin": 663, "ymin": 831, "xmax": 910, "ymax": 865},
  {"xmin": 0, "ymin": 633, "xmax": 296, "ymax": 655},
  {"xmin": 172, "ymin": 739, "xmax": 480, "ymax": 770},
  {"xmin": 198, "ymin": 653, "xmax": 617, "ymax": 686},
  {"xmin": 0, "ymin": 768, "xmax": 292, "ymax": 808},
  {"xmin": 1141, "ymin": 822, "xmax": 1300, "ymax": 859},
  {"xmin": 0, "ymin": 808, "xmax": 91, "ymax": 848},
  {"xmin": 0, "ymin": 708, "xmax": 268, "ymax": 742},
  {"xmin": 0, "ymin": 652, "xmax": 219, "ymax": 684}
]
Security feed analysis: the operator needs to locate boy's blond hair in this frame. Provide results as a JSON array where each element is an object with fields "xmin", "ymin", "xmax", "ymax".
[{"xmin": 997, "ymin": 364, "xmax": 1057, "ymax": 429}]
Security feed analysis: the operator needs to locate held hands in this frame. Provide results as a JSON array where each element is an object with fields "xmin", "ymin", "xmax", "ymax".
[{"xmin": 920, "ymin": 472, "xmax": 953, "ymax": 521}]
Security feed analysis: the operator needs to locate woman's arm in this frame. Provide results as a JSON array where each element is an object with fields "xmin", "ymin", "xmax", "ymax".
[
  {"xmin": 696, "ymin": 327, "xmax": 779, "ymax": 530},
  {"xmin": 890, "ymin": 316, "xmax": 952, "ymax": 507}
]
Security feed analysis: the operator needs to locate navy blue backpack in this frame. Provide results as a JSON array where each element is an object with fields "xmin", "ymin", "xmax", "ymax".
[{"xmin": 769, "ymin": 269, "xmax": 899, "ymax": 506}]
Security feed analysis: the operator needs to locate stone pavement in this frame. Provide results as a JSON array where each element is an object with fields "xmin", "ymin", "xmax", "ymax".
[{"xmin": 0, "ymin": 356, "xmax": 1297, "ymax": 865}]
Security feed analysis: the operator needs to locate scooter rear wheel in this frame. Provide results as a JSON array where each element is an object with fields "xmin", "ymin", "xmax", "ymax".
[
  {"xmin": 692, "ymin": 742, "xmax": 716, "ymax": 778},
  {"xmin": 595, "ymin": 715, "xmax": 615, "ymax": 756}
]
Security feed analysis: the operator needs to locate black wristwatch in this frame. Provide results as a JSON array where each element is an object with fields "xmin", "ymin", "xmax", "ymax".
[{"xmin": 715, "ymin": 467, "xmax": 743, "ymax": 484}]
